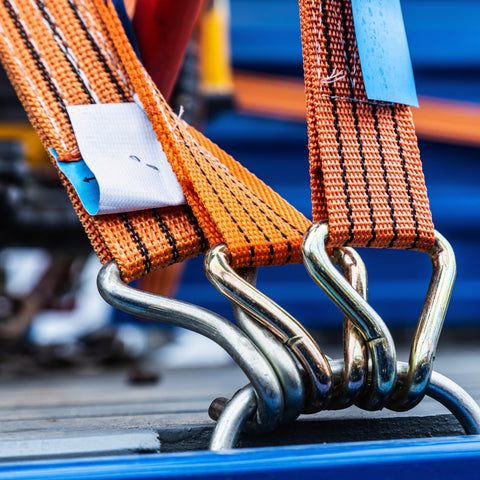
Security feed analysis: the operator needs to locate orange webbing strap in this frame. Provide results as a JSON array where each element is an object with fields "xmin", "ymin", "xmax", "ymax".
[
  {"xmin": 0, "ymin": 0, "xmax": 310, "ymax": 283},
  {"xmin": 299, "ymin": 0, "xmax": 435, "ymax": 251},
  {"xmin": 95, "ymin": 0, "xmax": 310, "ymax": 269},
  {"xmin": 0, "ymin": 0, "xmax": 205, "ymax": 282}
]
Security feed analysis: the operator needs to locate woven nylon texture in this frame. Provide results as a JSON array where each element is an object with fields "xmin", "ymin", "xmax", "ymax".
[
  {"xmin": 95, "ymin": 0, "xmax": 311, "ymax": 269},
  {"xmin": 299, "ymin": 0, "xmax": 435, "ymax": 251},
  {"xmin": 0, "ymin": 0, "xmax": 310, "ymax": 282}
]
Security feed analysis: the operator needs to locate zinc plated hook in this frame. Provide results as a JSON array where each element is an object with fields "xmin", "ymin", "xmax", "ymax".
[
  {"xmin": 96, "ymin": 260, "xmax": 284, "ymax": 432},
  {"xmin": 230, "ymin": 266, "xmax": 305, "ymax": 423},
  {"xmin": 327, "ymin": 246, "xmax": 368, "ymax": 410},
  {"xmin": 205, "ymin": 243, "xmax": 371, "ymax": 413},
  {"xmin": 388, "ymin": 229, "xmax": 456, "ymax": 411},
  {"xmin": 302, "ymin": 221, "xmax": 397, "ymax": 410},
  {"xmin": 205, "ymin": 244, "xmax": 332, "ymax": 413},
  {"xmin": 302, "ymin": 221, "xmax": 457, "ymax": 411}
]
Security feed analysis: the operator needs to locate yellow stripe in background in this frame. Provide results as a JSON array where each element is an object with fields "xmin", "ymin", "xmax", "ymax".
[
  {"xmin": 0, "ymin": 123, "xmax": 49, "ymax": 167},
  {"xmin": 199, "ymin": 0, "xmax": 234, "ymax": 96}
]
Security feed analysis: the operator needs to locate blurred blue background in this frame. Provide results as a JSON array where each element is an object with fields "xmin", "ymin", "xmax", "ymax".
[{"xmin": 176, "ymin": 0, "xmax": 480, "ymax": 332}]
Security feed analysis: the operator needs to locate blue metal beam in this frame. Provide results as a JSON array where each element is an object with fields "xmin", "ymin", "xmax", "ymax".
[{"xmin": 3, "ymin": 436, "xmax": 480, "ymax": 479}]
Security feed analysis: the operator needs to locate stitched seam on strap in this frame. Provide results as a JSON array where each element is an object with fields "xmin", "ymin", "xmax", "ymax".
[
  {"xmin": 391, "ymin": 110, "xmax": 420, "ymax": 249},
  {"xmin": 152, "ymin": 209, "xmax": 179, "ymax": 264},
  {"xmin": 372, "ymin": 103, "xmax": 398, "ymax": 247},
  {"xmin": 321, "ymin": 95, "xmax": 393, "ymax": 107},
  {"xmin": 119, "ymin": 213, "xmax": 151, "ymax": 274}
]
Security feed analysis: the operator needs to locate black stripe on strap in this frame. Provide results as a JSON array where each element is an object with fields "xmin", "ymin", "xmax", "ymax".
[{"xmin": 119, "ymin": 213, "xmax": 151, "ymax": 275}]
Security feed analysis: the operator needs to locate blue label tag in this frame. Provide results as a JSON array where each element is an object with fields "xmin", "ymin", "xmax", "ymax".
[
  {"xmin": 350, "ymin": 0, "xmax": 418, "ymax": 107},
  {"xmin": 50, "ymin": 148, "xmax": 100, "ymax": 215}
]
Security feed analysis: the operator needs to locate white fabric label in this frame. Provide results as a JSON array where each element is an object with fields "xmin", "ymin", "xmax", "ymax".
[{"xmin": 62, "ymin": 102, "xmax": 185, "ymax": 215}]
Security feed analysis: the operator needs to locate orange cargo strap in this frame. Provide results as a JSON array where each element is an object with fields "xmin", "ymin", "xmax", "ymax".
[
  {"xmin": 0, "ymin": 0, "xmax": 310, "ymax": 283},
  {"xmin": 299, "ymin": 0, "xmax": 435, "ymax": 251}
]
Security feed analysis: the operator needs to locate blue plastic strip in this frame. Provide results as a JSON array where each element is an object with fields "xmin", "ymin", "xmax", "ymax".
[
  {"xmin": 49, "ymin": 148, "xmax": 100, "ymax": 215},
  {"xmin": 350, "ymin": 0, "xmax": 418, "ymax": 107},
  {"xmin": 2, "ymin": 436, "xmax": 480, "ymax": 479}
]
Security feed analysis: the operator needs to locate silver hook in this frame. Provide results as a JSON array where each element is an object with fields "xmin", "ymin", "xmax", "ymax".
[
  {"xmin": 96, "ymin": 260, "xmax": 284, "ymax": 432},
  {"xmin": 328, "ymin": 247, "xmax": 368, "ymax": 410},
  {"xmin": 210, "ymin": 360, "xmax": 480, "ymax": 451},
  {"xmin": 302, "ymin": 221, "xmax": 397, "ymax": 410},
  {"xmin": 205, "ymin": 243, "xmax": 372, "ymax": 413},
  {"xmin": 205, "ymin": 244, "xmax": 332, "ymax": 413},
  {"xmin": 210, "ymin": 385, "xmax": 257, "ymax": 451},
  {"xmin": 207, "ymin": 246, "xmax": 371, "ymax": 423},
  {"xmin": 388, "ymin": 230, "xmax": 456, "ymax": 410},
  {"xmin": 230, "ymin": 266, "xmax": 305, "ymax": 422}
]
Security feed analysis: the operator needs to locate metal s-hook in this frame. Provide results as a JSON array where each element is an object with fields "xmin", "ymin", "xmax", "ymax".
[
  {"xmin": 302, "ymin": 221, "xmax": 397, "ymax": 410},
  {"xmin": 302, "ymin": 221, "xmax": 457, "ymax": 411},
  {"xmin": 205, "ymin": 242, "xmax": 372, "ymax": 413},
  {"xmin": 96, "ymin": 260, "xmax": 284, "ymax": 432},
  {"xmin": 388, "ymin": 230, "xmax": 456, "ymax": 410},
  {"xmin": 328, "ymin": 246, "xmax": 368, "ymax": 410},
  {"xmin": 205, "ymin": 244, "xmax": 332, "ymax": 413},
  {"xmin": 230, "ymin": 266, "xmax": 306, "ymax": 423}
]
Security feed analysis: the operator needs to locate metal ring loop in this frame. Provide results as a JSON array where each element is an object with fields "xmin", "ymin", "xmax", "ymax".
[
  {"xmin": 210, "ymin": 385, "xmax": 257, "ymax": 451},
  {"xmin": 302, "ymin": 221, "xmax": 397, "ymax": 410},
  {"xmin": 403, "ymin": 361, "xmax": 480, "ymax": 434},
  {"xmin": 210, "ymin": 362, "xmax": 480, "ymax": 451},
  {"xmin": 97, "ymin": 260, "xmax": 284, "ymax": 432},
  {"xmin": 205, "ymin": 244, "xmax": 332, "ymax": 413}
]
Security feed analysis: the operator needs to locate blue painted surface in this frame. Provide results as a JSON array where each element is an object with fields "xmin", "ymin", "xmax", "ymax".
[
  {"xmin": 229, "ymin": 0, "xmax": 480, "ymax": 102},
  {"xmin": 230, "ymin": 0, "xmax": 480, "ymax": 69},
  {"xmin": 3, "ymin": 436, "xmax": 480, "ymax": 479}
]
